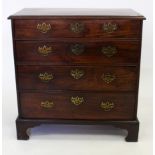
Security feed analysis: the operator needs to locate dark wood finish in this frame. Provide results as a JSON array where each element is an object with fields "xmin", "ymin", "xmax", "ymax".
[
  {"xmin": 19, "ymin": 92, "xmax": 136, "ymax": 119},
  {"xmin": 16, "ymin": 117, "xmax": 139, "ymax": 142},
  {"xmin": 15, "ymin": 40, "xmax": 140, "ymax": 65},
  {"xmin": 17, "ymin": 66, "xmax": 137, "ymax": 91},
  {"xmin": 9, "ymin": 9, "xmax": 145, "ymax": 141},
  {"xmin": 9, "ymin": 8, "xmax": 145, "ymax": 19},
  {"xmin": 14, "ymin": 19, "xmax": 141, "ymax": 39}
]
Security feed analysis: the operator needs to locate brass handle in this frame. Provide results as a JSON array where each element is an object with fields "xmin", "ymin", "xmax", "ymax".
[
  {"xmin": 100, "ymin": 101, "xmax": 114, "ymax": 111},
  {"xmin": 101, "ymin": 73, "xmax": 116, "ymax": 84},
  {"xmin": 71, "ymin": 96, "xmax": 84, "ymax": 106},
  {"xmin": 102, "ymin": 23, "xmax": 118, "ymax": 33},
  {"xmin": 37, "ymin": 22, "xmax": 51, "ymax": 33},
  {"xmin": 38, "ymin": 72, "xmax": 53, "ymax": 82},
  {"xmin": 70, "ymin": 22, "xmax": 84, "ymax": 33},
  {"xmin": 70, "ymin": 44, "xmax": 85, "ymax": 55},
  {"xmin": 38, "ymin": 45, "xmax": 52, "ymax": 56},
  {"xmin": 70, "ymin": 69, "xmax": 85, "ymax": 80},
  {"xmin": 101, "ymin": 46, "xmax": 117, "ymax": 57},
  {"xmin": 41, "ymin": 100, "xmax": 54, "ymax": 109}
]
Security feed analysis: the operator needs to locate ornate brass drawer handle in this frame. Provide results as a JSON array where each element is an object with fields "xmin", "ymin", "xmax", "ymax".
[
  {"xmin": 41, "ymin": 100, "xmax": 54, "ymax": 109},
  {"xmin": 37, "ymin": 22, "xmax": 51, "ymax": 33},
  {"xmin": 70, "ymin": 22, "xmax": 84, "ymax": 33},
  {"xmin": 38, "ymin": 72, "xmax": 53, "ymax": 82},
  {"xmin": 100, "ymin": 101, "xmax": 114, "ymax": 111},
  {"xmin": 70, "ymin": 69, "xmax": 85, "ymax": 80},
  {"xmin": 38, "ymin": 45, "xmax": 52, "ymax": 56},
  {"xmin": 70, "ymin": 44, "xmax": 85, "ymax": 55},
  {"xmin": 101, "ymin": 73, "xmax": 116, "ymax": 84},
  {"xmin": 102, "ymin": 23, "xmax": 118, "ymax": 33},
  {"xmin": 71, "ymin": 96, "xmax": 84, "ymax": 106},
  {"xmin": 101, "ymin": 46, "xmax": 117, "ymax": 57}
]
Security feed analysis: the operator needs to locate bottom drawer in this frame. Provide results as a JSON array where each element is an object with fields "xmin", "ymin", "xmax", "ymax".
[{"xmin": 19, "ymin": 92, "xmax": 136, "ymax": 120}]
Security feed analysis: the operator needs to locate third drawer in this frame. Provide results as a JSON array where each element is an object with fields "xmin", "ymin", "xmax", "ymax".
[{"xmin": 17, "ymin": 65, "xmax": 138, "ymax": 91}]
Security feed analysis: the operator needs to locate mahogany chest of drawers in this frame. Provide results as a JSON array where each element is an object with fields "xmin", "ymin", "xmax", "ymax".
[{"xmin": 9, "ymin": 8, "xmax": 145, "ymax": 141}]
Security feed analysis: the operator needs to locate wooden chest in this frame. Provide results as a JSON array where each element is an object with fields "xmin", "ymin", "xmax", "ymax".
[{"xmin": 9, "ymin": 8, "xmax": 145, "ymax": 141}]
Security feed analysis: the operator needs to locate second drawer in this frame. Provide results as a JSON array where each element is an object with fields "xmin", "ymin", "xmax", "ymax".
[
  {"xmin": 17, "ymin": 65, "xmax": 138, "ymax": 91},
  {"xmin": 15, "ymin": 40, "xmax": 140, "ymax": 65}
]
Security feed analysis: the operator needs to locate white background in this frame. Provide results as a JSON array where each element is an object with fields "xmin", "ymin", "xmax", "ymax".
[{"xmin": 2, "ymin": 0, "xmax": 153, "ymax": 155}]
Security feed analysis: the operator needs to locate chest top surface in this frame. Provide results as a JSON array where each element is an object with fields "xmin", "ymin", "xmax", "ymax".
[{"xmin": 8, "ymin": 8, "xmax": 145, "ymax": 19}]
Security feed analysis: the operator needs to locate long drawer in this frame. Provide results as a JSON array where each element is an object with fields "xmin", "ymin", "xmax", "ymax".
[
  {"xmin": 17, "ymin": 65, "xmax": 138, "ymax": 91},
  {"xmin": 15, "ymin": 40, "xmax": 140, "ymax": 65},
  {"xmin": 19, "ymin": 91, "xmax": 136, "ymax": 120},
  {"xmin": 14, "ymin": 19, "xmax": 141, "ymax": 39}
]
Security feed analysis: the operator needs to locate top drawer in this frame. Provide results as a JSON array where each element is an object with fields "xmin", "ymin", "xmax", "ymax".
[{"xmin": 14, "ymin": 19, "xmax": 141, "ymax": 39}]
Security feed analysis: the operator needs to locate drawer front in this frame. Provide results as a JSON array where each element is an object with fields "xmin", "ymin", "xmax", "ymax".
[
  {"xmin": 20, "ymin": 92, "xmax": 136, "ymax": 120},
  {"xmin": 17, "ymin": 66, "xmax": 137, "ymax": 91},
  {"xmin": 15, "ymin": 40, "xmax": 140, "ymax": 65},
  {"xmin": 14, "ymin": 19, "xmax": 141, "ymax": 39}
]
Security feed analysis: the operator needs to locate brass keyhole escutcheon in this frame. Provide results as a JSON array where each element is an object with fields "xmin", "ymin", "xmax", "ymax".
[
  {"xmin": 70, "ymin": 69, "xmax": 85, "ymax": 80},
  {"xmin": 70, "ymin": 22, "xmax": 84, "ymax": 33},
  {"xmin": 100, "ymin": 101, "xmax": 115, "ymax": 111},
  {"xmin": 70, "ymin": 44, "xmax": 85, "ymax": 55},
  {"xmin": 37, "ymin": 22, "xmax": 51, "ymax": 33},
  {"xmin": 101, "ymin": 73, "xmax": 116, "ymax": 84},
  {"xmin": 41, "ymin": 100, "xmax": 54, "ymax": 109},
  {"xmin": 71, "ymin": 96, "xmax": 84, "ymax": 106},
  {"xmin": 38, "ymin": 72, "xmax": 54, "ymax": 82},
  {"xmin": 102, "ymin": 23, "xmax": 118, "ymax": 33},
  {"xmin": 101, "ymin": 46, "xmax": 117, "ymax": 57},
  {"xmin": 38, "ymin": 45, "xmax": 52, "ymax": 56}
]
